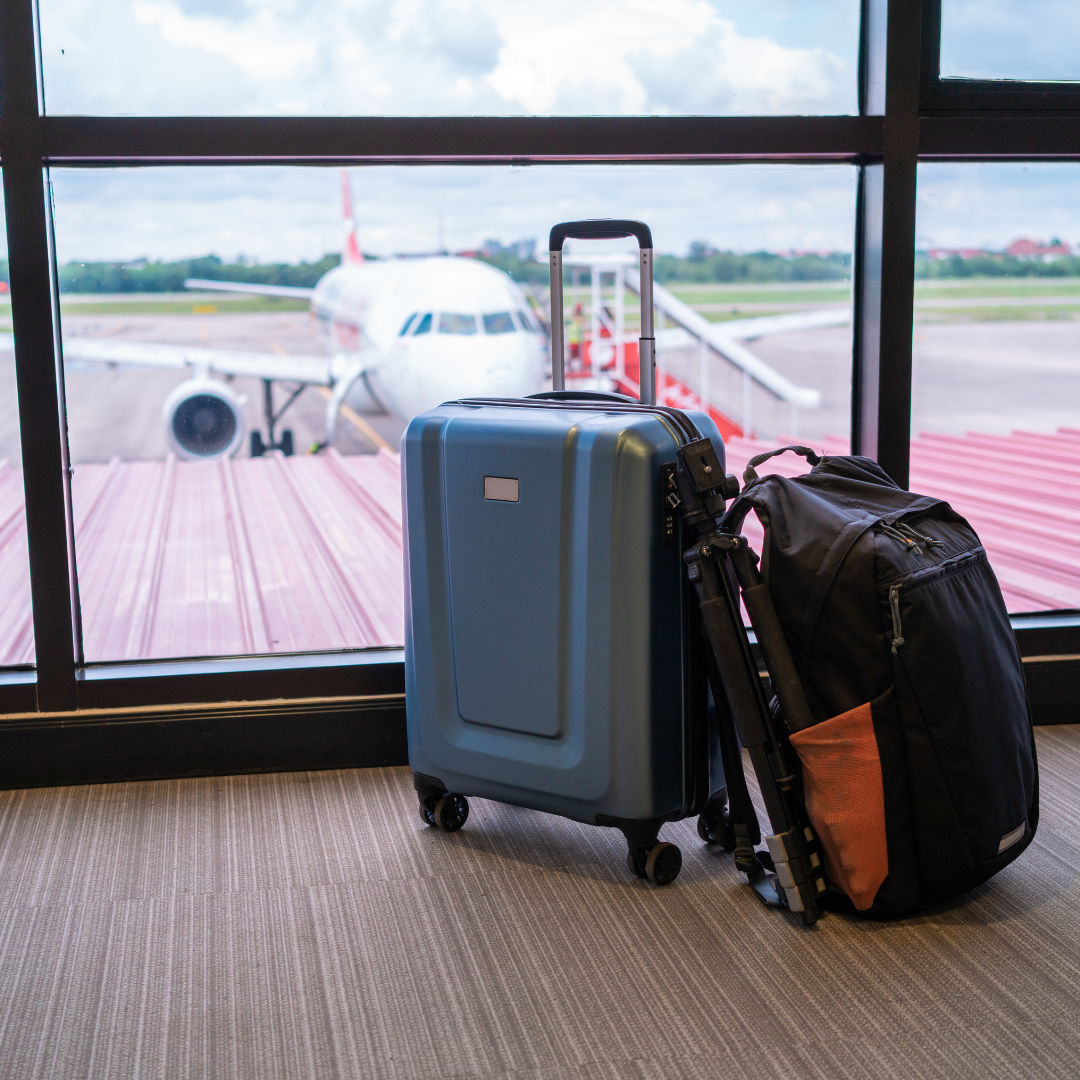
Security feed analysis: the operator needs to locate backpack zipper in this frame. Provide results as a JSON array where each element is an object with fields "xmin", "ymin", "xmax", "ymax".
[{"xmin": 889, "ymin": 585, "xmax": 905, "ymax": 654}]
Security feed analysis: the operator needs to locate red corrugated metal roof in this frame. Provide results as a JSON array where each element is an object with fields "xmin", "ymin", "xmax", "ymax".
[
  {"xmin": 722, "ymin": 430, "xmax": 1080, "ymax": 614},
  {"xmin": 0, "ymin": 429, "xmax": 1076, "ymax": 668},
  {"xmin": 0, "ymin": 448, "xmax": 404, "ymax": 665}
]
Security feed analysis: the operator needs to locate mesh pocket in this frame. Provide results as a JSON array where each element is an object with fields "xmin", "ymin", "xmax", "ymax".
[{"xmin": 789, "ymin": 701, "xmax": 888, "ymax": 911}]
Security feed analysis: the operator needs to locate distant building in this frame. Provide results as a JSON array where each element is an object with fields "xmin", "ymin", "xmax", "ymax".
[
  {"xmin": 1006, "ymin": 238, "xmax": 1071, "ymax": 261},
  {"xmin": 777, "ymin": 248, "xmax": 836, "ymax": 259},
  {"xmin": 926, "ymin": 247, "xmax": 993, "ymax": 260}
]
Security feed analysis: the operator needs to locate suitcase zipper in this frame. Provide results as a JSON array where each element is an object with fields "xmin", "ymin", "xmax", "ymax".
[{"xmin": 889, "ymin": 584, "xmax": 905, "ymax": 654}]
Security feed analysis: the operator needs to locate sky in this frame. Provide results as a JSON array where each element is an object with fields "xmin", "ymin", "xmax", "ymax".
[
  {"xmin": 1, "ymin": 5, "xmax": 1075, "ymax": 266},
  {"xmin": 940, "ymin": 1, "xmax": 1080, "ymax": 82},
  {"xmin": 0, "ymin": 163, "xmax": 1063, "ymax": 268},
  {"xmin": 42, "ymin": 165, "xmax": 859, "ymax": 264},
  {"xmin": 37, "ymin": 0, "xmax": 859, "ymax": 116}
]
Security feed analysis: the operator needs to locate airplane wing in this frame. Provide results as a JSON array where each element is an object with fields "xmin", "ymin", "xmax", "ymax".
[
  {"xmin": 715, "ymin": 307, "xmax": 851, "ymax": 341},
  {"xmin": 184, "ymin": 278, "xmax": 315, "ymax": 300},
  {"xmin": 0, "ymin": 334, "xmax": 333, "ymax": 385}
]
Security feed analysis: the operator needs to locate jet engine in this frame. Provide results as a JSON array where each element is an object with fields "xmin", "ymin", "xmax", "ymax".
[{"xmin": 162, "ymin": 378, "xmax": 246, "ymax": 460}]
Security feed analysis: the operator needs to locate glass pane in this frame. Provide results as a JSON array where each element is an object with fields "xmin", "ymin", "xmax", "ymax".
[
  {"xmin": 0, "ymin": 177, "xmax": 38, "ymax": 668},
  {"xmin": 940, "ymin": 1, "xmax": 1080, "ymax": 82},
  {"xmin": 52, "ymin": 163, "xmax": 855, "ymax": 660},
  {"xmin": 913, "ymin": 163, "xmax": 1080, "ymax": 612},
  {"xmin": 39, "ymin": 1, "xmax": 859, "ymax": 116}
]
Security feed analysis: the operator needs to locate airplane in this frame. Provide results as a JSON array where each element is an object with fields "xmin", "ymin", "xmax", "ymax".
[{"xmin": 1, "ymin": 172, "xmax": 550, "ymax": 461}]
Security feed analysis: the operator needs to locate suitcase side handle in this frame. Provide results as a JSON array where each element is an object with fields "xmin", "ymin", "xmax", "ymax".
[{"xmin": 548, "ymin": 219, "xmax": 655, "ymax": 406}]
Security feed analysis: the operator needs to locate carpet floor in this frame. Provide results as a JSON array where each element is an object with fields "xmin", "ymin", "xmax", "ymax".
[{"xmin": 0, "ymin": 727, "xmax": 1078, "ymax": 1080}]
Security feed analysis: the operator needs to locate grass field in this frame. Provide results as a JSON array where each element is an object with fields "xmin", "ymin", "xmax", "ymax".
[
  {"xmin": 0, "ymin": 295, "xmax": 311, "ymax": 318},
  {"xmin": 0, "ymin": 276, "xmax": 1078, "ymax": 326}
]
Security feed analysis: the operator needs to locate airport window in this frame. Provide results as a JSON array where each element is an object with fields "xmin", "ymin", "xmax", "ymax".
[
  {"xmin": 47, "ymin": 162, "xmax": 854, "ymax": 663},
  {"xmin": 1, "ymin": 0, "xmax": 1078, "ymax": 736},
  {"xmin": 939, "ymin": 1, "xmax": 1080, "ymax": 82},
  {"xmin": 36, "ymin": 0, "xmax": 862, "ymax": 117},
  {"xmin": 909, "ymin": 162, "xmax": 1080, "ymax": 613},
  {"xmin": 0, "ymin": 178, "xmax": 36, "ymax": 671}
]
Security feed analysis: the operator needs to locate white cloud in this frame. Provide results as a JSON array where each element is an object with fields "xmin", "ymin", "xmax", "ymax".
[
  {"xmin": 131, "ymin": 1, "xmax": 320, "ymax": 80},
  {"xmin": 917, "ymin": 164, "xmax": 1080, "ymax": 251},
  {"xmin": 941, "ymin": 1, "xmax": 1080, "ymax": 82},
  {"xmin": 38, "ymin": 0, "xmax": 856, "ymax": 116}
]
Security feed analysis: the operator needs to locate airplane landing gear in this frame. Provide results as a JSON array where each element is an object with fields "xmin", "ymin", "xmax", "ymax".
[
  {"xmin": 250, "ymin": 429, "xmax": 294, "ymax": 457},
  {"xmin": 249, "ymin": 378, "xmax": 303, "ymax": 457}
]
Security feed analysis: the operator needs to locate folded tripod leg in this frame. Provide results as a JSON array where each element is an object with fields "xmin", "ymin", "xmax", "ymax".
[{"xmin": 674, "ymin": 438, "xmax": 827, "ymax": 925}]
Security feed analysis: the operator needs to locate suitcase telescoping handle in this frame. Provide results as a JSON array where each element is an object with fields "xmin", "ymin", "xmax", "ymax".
[{"xmin": 548, "ymin": 220, "xmax": 656, "ymax": 405}]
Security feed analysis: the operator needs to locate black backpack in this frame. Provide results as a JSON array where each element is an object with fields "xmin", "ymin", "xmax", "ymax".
[{"xmin": 714, "ymin": 446, "xmax": 1038, "ymax": 919}]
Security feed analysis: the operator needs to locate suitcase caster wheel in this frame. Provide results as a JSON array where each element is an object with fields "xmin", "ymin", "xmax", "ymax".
[
  {"xmin": 419, "ymin": 801, "xmax": 437, "ymax": 827},
  {"xmin": 645, "ymin": 842, "xmax": 682, "ymax": 886},
  {"xmin": 720, "ymin": 820, "xmax": 737, "ymax": 852},
  {"xmin": 697, "ymin": 815, "xmax": 717, "ymax": 844},
  {"xmin": 627, "ymin": 850, "xmax": 647, "ymax": 879},
  {"xmin": 433, "ymin": 794, "xmax": 469, "ymax": 833}
]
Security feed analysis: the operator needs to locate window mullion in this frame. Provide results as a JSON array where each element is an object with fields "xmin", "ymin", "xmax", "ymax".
[{"xmin": 0, "ymin": 0, "xmax": 80, "ymax": 712}]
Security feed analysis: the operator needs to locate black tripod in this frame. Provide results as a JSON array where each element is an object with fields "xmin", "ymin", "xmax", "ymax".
[{"xmin": 675, "ymin": 436, "xmax": 828, "ymax": 925}]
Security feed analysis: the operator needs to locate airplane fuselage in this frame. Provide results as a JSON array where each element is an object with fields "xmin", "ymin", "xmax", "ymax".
[{"xmin": 309, "ymin": 255, "xmax": 548, "ymax": 421}]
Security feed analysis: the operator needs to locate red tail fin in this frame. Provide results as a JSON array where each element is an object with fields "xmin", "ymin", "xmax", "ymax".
[{"xmin": 341, "ymin": 170, "xmax": 364, "ymax": 265}]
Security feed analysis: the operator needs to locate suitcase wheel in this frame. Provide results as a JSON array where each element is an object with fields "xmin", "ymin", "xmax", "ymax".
[
  {"xmin": 419, "ymin": 801, "xmax": 437, "ymax": 827},
  {"xmin": 433, "ymin": 794, "xmax": 470, "ymax": 833},
  {"xmin": 627, "ymin": 842, "xmax": 682, "ymax": 886},
  {"xmin": 645, "ymin": 842, "xmax": 682, "ymax": 886},
  {"xmin": 697, "ymin": 813, "xmax": 737, "ymax": 852}
]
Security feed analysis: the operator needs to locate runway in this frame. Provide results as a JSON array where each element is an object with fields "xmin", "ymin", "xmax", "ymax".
[
  {"xmin": 0, "ymin": 312, "xmax": 1077, "ymax": 460},
  {"xmin": 0, "ymin": 312, "xmax": 407, "ymax": 467}
]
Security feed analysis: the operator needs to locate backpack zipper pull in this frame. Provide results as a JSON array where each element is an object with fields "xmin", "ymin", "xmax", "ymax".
[
  {"xmin": 889, "ymin": 585, "xmax": 905, "ymax": 654},
  {"xmin": 881, "ymin": 523, "xmax": 922, "ymax": 555},
  {"xmin": 897, "ymin": 521, "xmax": 944, "ymax": 550}
]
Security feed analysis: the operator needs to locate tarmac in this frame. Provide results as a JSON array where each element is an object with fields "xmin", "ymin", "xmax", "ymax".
[{"xmin": 1, "ymin": 313, "xmax": 1079, "ymax": 465}]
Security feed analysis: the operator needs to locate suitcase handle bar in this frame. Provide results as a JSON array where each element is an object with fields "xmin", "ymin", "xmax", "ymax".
[
  {"xmin": 548, "ymin": 219, "xmax": 655, "ymax": 405},
  {"xmin": 548, "ymin": 220, "xmax": 653, "ymax": 250}
]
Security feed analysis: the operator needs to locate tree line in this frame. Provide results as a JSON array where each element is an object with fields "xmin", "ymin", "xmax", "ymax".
[
  {"xmin": 915, "ymin": 253, "xmax": 1080, "ymax": 279},
  {"xmin": 8, "ymin": 246, "xmax": 1078, "ymax": 295}
]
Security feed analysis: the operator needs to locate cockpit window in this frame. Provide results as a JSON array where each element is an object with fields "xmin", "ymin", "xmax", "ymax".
[
  {"xmin": 482, "ymin": 312, "xmax": 515, "ymax": 334},
  {"xmin": 413, "ymin": 313, "xmax": 433, "ymax": 335},
  {"xmin": 399, "ymin": 313, "xmax": 418, "ymax": 335},
  {"xmin": 438, "ymin": 313, "xmax": 477, "ymax": 335},
  {"xmin": 515, "ymin": 309, "xmax": 538, "ymax": 333}
]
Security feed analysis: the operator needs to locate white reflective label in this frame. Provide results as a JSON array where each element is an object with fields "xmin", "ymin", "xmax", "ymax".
[
  {"xmin": 484, "ymin": 476, "xmax": 519, "ymax": 502},
  {"xmin": 997, "ymin": 821, "xmax": 1026, "ymax": 854}
]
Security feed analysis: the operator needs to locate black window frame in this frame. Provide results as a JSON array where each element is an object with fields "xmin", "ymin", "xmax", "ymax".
[{"xmin": 0, "ymin": 0, "xmax": 1076, "ymax": 787}]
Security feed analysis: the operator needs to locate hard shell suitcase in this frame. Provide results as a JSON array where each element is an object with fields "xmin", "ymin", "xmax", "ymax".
[{"xmin": 402, "ymin": 220, "xmax": 726, "ymax": 884}]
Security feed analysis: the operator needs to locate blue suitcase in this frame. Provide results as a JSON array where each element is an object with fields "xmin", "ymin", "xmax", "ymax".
[{"xmin": 402, "ymin": 221, "xmax": 727, "ymax": 885}]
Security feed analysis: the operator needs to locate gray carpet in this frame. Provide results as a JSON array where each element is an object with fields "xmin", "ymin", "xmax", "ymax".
[{"xmin": 1, "ymin": 728, "xmax": 1079, "ymax": 1080}]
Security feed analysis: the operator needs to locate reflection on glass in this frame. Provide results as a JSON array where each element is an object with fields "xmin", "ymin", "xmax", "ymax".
[
  {"xmin": 52, "ymin": 163, "xmax": 854, "ymax": 660},
  {"xmin": 912, "ymin": 163, "xmax": 1080, "ymax": 612},
  {"xmin": 0, "ymin": 178, "xmax": 37, "ymax": 667},
  {"xmin": 39, "ymin": 0, "xmax": 859, "ymax": 116},
  {"xmin": 940, "ymin": 1, "xmax": 1080, "ymax": 82}
]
